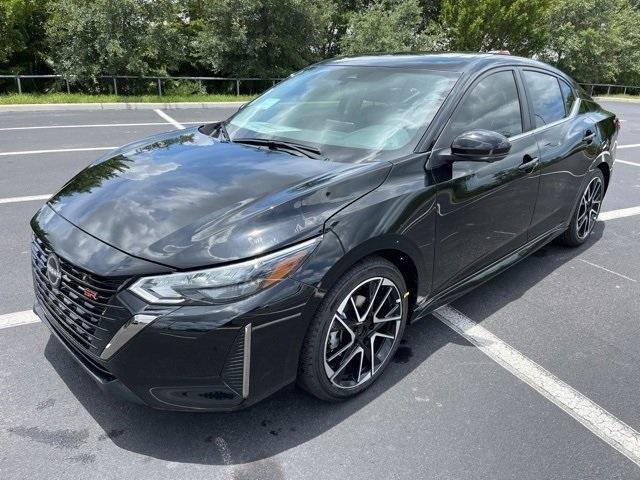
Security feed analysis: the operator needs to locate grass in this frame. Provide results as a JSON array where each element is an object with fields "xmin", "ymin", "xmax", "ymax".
[{"xmin": 0, "ymin": 92, "xmax": 256, "ymax": 105}]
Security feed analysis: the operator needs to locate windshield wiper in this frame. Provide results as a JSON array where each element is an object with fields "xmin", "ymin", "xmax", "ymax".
[
  {"xmin": 217, "ymin": 121, "xmax": 231, "ymax": 142},
  {"xmin": 232, "ymin": 137, "xmax": 325, "ymax": 160}
]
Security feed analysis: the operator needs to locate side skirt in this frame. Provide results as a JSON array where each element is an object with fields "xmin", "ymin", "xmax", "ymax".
[{"xmin": 411, "ymin": 224, "xmax": 566, "ymax": 323}]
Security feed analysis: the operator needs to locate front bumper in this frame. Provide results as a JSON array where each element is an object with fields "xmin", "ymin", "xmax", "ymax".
[
  {"xmin": 35, "ymin": 300, "xmax": 145, "ymax": 405},
  {"xmin": 35, "ymin": 277, "xmax": 318, "ymax": 412},
  {"xmin": 31, "ymin": 205, "xmax": 328, "ymax": 411}
]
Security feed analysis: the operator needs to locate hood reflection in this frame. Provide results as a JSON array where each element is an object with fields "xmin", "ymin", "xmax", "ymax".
[{"xmin": 48, "ymin": 128, "xmax": 391, "ymax": 269}]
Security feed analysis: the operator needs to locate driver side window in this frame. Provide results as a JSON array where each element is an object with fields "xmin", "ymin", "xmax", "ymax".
[{"xmin": 439, "ymin": 70, "xmax": 523, "ymax": 148}]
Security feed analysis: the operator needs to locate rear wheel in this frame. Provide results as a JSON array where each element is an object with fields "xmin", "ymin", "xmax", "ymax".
[
  {"xmin": 558, "ymin": 169, "xmax": 604, "ymax": 247},
  {"xmin": 298, "ymin": 257, "xmax": 408, "ymax": 401}
]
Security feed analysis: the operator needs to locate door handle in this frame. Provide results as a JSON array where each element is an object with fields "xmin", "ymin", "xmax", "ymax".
[
  {"xmin": 583, "ymin": 130, "xmax": 595, "ymax": 144},
  {"xmin": 519, "ymin": 154, "xmax": 539, "ymax": 171}
]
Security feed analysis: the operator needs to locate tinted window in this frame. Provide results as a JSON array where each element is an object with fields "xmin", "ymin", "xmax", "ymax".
[
  {"xmin": 579, "ymin": 99, "xmax": 598, "ymax": 114},
  {"xmin": 523, "ymin": 71, "xmax": 565, "ymax": 127},
  {"xmin": 559, "ymin": 80, "xmax": 576, "ymax": 115},
  {"xmin": 443, "ymin": 70, "xmax": 522, "ymax": 144}
]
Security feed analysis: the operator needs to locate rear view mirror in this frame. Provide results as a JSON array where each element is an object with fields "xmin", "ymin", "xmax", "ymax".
[{"xmin": 450, "ymin": 129, "xmax": 511, "ymax": 162}]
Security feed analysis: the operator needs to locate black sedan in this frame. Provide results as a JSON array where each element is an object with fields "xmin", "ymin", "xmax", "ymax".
[{"xmin": 31, "ymin": 53, "xmax": 618, "ymax": 411}]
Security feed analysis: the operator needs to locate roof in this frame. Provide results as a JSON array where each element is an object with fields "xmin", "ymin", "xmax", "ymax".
[{"xmin": 317, "ymin": 53, "xmax": 567, "ymax": 78}]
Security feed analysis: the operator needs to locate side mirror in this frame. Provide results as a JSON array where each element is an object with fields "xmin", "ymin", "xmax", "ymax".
[{"xmin": 450, "ymin": 129, "xmax": 511, "ymax": 162}]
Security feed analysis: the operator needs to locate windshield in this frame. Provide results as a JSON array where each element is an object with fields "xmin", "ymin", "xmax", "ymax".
[{"xmin": 226, "ymin": 65, "xmax": 459, "ymax": 162}]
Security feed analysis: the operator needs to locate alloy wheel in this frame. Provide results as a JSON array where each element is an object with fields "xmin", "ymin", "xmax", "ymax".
[
  {"xmin": 576, "ymin": 176, "xmax": 603, "ymax": 240},
  {"xmin": 323, "ymin": 277, "xmax": 403, "ymax": 389}
]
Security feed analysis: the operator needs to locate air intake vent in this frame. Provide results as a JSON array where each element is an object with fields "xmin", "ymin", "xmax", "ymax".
[{"xmin": 222, "ymin": 328, "xmax": 247, "ymax": 397}]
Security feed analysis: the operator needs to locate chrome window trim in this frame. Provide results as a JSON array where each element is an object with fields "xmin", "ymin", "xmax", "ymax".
[{"xmin": 509, "ymin": 97, "xmax": 580, "ymax": 141}]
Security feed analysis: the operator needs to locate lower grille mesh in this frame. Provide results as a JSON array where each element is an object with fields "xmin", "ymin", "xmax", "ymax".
[{"xmin": 31, "ymin": 236, "xmax": 128, "ymax": 360}]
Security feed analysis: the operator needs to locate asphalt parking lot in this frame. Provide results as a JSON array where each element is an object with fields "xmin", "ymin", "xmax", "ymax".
[{"xmin": 1, "ymin": 99, "xmax": 640, "ymax": 479}]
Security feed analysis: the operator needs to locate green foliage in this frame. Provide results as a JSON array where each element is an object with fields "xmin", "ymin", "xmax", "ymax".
[
  {"xmin": 163, "ymin": 80, "xmax": 207, "ymax": 96},
  {"xmin": 538, "ymin": 0, "xmax": 640, "ymax": 84},
  {"xmin": 0, "ymin": 0, "xmax": 50, "ymax": 73},
  {"xmin": 441, "ymin": 0, "xmax": 550, "ymax": 56},
  {"xmin": 191, "ymin": 0, "xmax": 330, "ymax": 77},
  {"xmin": 0, "ymin": 6, "xmax": 9, "ymax": 65},
  {"xmin": 340, "ymin": 0, "xmax": 442, "ymax": 54},
  {"xmin": 1, "ymin": 0, "xmax": 640, "ymax": 87},
  {"xmin": 0, "ymin": 92, "xmax": 255, "ymax": 104},
  {"xmin": 45, "ymin": 0, "xmax": 185, "ymax": 82}
]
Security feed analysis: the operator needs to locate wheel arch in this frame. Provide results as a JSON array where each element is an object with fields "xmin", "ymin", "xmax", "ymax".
[
  {"xmin": 316, "ymin": 233, "xmax": 426, "ymax": 318},
  {"xmin": 596, "ymin": 161, "xmax": 610, "ymax": 193}
]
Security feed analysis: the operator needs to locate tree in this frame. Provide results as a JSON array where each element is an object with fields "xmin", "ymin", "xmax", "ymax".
[
  {"xmin": 0, "ymin": 0, "xmax": 50, "ymax": 73},
  {"xmin": 441, "ymin": 0, "xmax": 550, "ymax": 56},
  {"xmin": 0, "ymin": 0, "xmax": 637, "ymax": 87},
  {"xmin": 0, "ymin": 6, "xmax": 10, "ymax": 65},
  {"xmin": 340, "ymin": 0, "xmax": 445, "ymax": 55},
  {"xmin": 192, "ymin": 0, "xmax": 329, "ymax": 77},
  {"xmin": 45, "ymin": 0, "xmax": 185, "ymax": 82},
  {"xmin": 539, "ymin": 0, "xmax": 640, "ymax": 84},
  {"xmin": 418, "ymin": 0, "xmax": 441, "ymax": 17}
]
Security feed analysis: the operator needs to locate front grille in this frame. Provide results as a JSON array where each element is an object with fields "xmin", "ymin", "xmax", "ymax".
[{"xmin": 31, "ymin": 235, "xmax": 129, "ymax": 360}]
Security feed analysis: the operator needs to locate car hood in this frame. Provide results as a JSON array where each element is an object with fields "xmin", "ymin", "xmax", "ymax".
[{"xmin": 48, "ymin": 128, "xmax": 390, "ymax": 269}]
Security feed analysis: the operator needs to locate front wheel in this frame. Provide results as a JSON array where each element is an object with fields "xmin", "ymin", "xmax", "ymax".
[
  {"xmin": 297, "ymin": 257, "xmax": 409, "ymax": 401},
  {"xmin": 557, "ymin": 169, "xmax": 604, "ymax": 247}
]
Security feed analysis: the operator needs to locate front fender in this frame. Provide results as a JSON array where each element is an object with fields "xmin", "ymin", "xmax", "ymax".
[{"xmin": 294, "ymin": 157, "xmax": 437, "ymax": 303}]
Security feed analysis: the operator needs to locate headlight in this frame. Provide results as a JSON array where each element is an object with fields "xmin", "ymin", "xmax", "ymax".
[{"xmin": 129, "ymin": 237, "xmax": 319, "ymax": 304}]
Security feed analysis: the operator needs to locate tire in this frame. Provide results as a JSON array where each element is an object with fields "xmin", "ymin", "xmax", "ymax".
[
  {"xmin": 297, "ymin": 256, "xmax": 409, "ymax": 401},
  {"xmin": 557, "ymin": 169, "xmax": 605, "ymax": 247}
]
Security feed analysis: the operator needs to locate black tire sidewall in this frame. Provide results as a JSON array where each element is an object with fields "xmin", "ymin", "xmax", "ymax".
[
  {"xmin": 301, "ymin": 257, "xmax": 409, "ymax": 401},
  {"xmin": 564, "ymin": 168, "xmax": 605, "ymax": 246}
]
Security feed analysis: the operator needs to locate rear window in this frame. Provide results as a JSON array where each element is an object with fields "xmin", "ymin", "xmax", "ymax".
[
  {"xmin": 559, "ymin": 80, "xmax": 576, "ymax": 115},
  {"xmin": 523, "ymin": 71, "xmax": 566, "ymax": 127}
]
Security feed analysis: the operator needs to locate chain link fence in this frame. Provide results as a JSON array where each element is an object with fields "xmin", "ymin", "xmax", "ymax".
[{"xmin": 0, "ymin": 75, "xmax": 285, "ymax": 96}]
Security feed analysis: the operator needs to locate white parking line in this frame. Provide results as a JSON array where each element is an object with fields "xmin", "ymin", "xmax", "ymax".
[
  {"xmin": 600, "ymin": 206, "xmax": 640, "ymax": 221},
  {"xmin": 618, "ymin": 144, "xmax": 640, "ymax": 150},
  {"xmin": 0, "ymin": 121, "xmax": 208, "ymax": 131},
  {"xmin": 579, "ymin": 259, "xmax": 637, "ymax": 283},
  {"xmin": 0, "ymin": 310, "xmax": 40, "ymax": 329},
  {"xmin": 0, "ymin": 194, "xmax": 50, "ymax": 205},
  {"xmin": 616, "ymin": 159, "xmax": 640, "ymax": 167},
  {"xmin": 153, "ymin": 109, "xmax": 185, "ymax": 129},
  {"xmin": 0, "ymin": 122, "xmax": 169, "ymax": 131},
  {"xmin": 434, "ymin": 305, "xmax": 640, "ymax": 467},
  {"xmin": 0, "ymin": 146, "xmax": 115, "ymax": 157}
]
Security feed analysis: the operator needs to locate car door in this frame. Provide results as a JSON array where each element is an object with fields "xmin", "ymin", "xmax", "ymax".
[
  {"xmin": 427, "ymin": 68, "xmax": 541, "ymax": 292},
  {"xmin": 520, "ymin": 68, "xmax": 600, "ymax": 238}
]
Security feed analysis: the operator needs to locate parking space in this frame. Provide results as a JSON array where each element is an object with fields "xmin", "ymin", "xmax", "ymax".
[
  {"xmin": 612, "ymin": 101, "xmax": 640, "ymax": 146},
  {"xmin": 1, "ymin": 100, "xmax": 640, "ymax": 479},
  {"xmin": 602, "ymin": 161, "xmax": 640, "ymax": 211},
  {"xmin": 0, "ymin": 106, "xmax": 237, "ymax": 129},
  {"xmin": 0, "ymin": 151, "xmax": 114, "ymax": 199},
  {"xmin": 0, "ymin": 124, "xmax": 166, "ymax": 152}
]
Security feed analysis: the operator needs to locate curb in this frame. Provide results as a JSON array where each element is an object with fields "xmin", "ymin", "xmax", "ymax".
[
  {"xmin": 594, "ymin": 96, "xmax": 640, "ymax": 104},
  {"xmin": 0, "ymin": 101, "xmax": 246, "ymax": 113}
]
